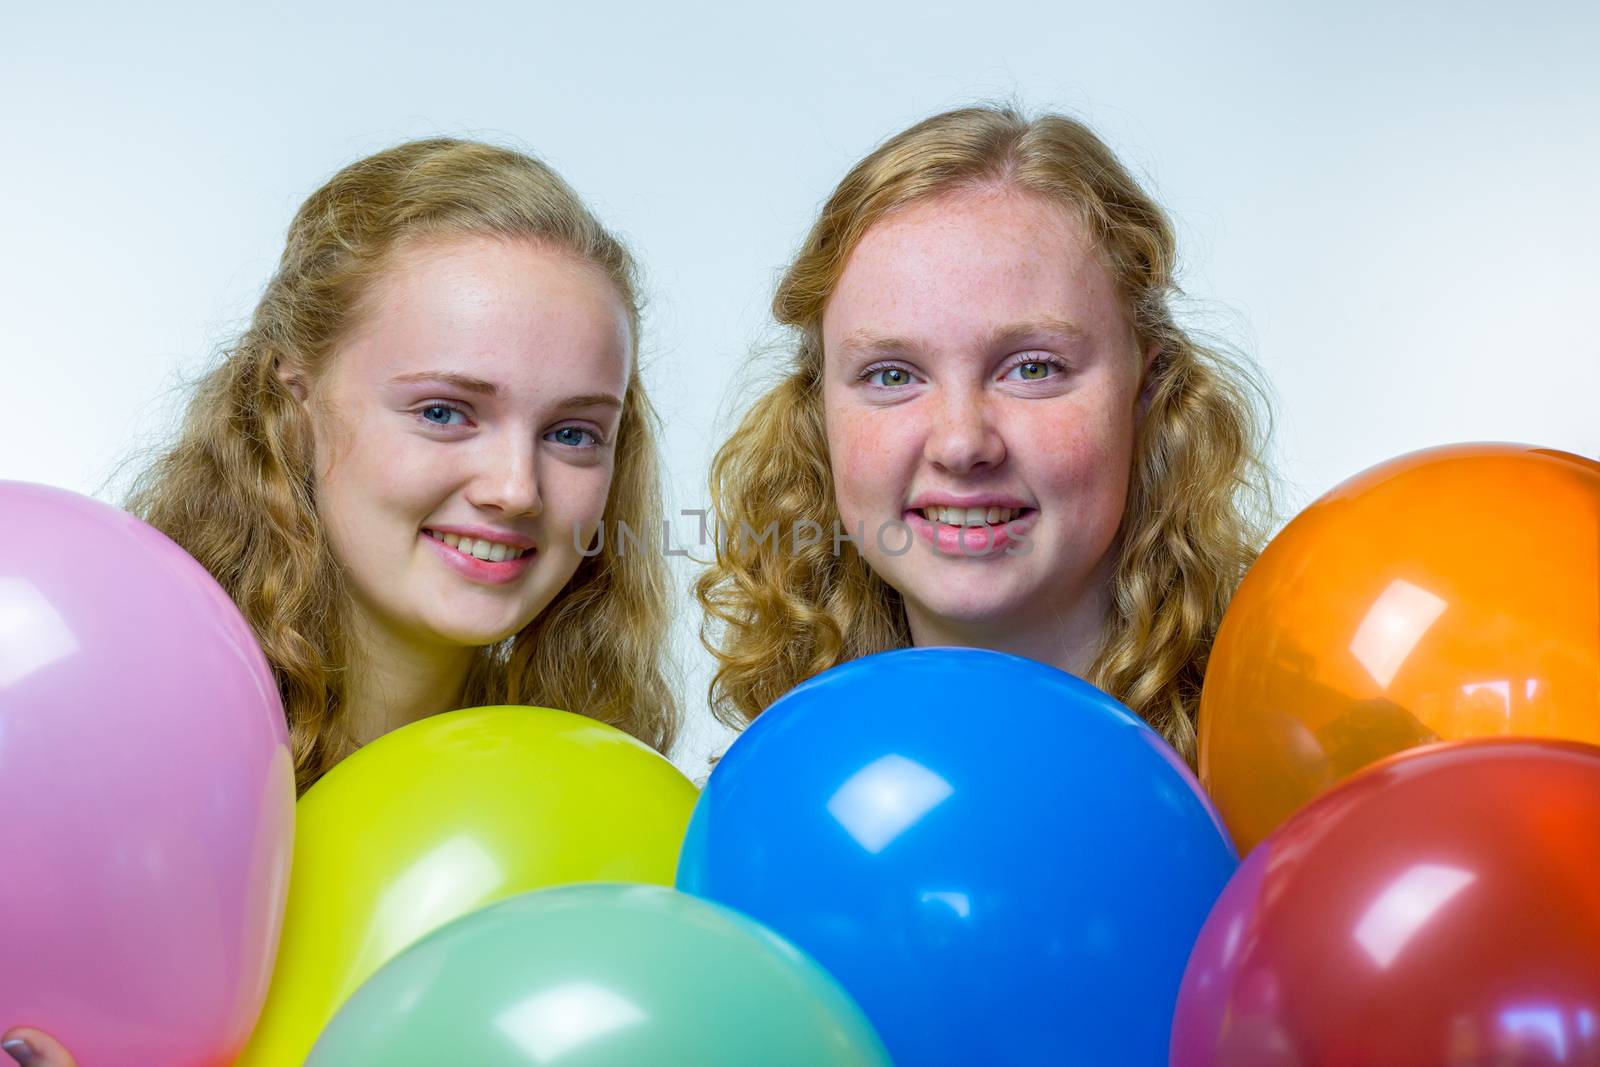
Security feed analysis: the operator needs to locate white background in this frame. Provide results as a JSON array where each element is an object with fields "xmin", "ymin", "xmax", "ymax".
[{"xmin": 4, "ymin": 1, "xmax": 1596, "ymax": 773}]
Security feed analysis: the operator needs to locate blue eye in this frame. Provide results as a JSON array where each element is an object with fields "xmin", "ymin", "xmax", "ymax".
[
  {"xmin": 419, "ymin": 403, "xmax": 468, "ymax": 426},
  {"xmin": 547, "ymin": 426, "xmax": 601, "ymax": 448}
]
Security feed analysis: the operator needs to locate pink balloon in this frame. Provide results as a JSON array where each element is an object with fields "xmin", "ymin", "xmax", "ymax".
[{"xmin": 0, "ymin": 483, "xmax": 294, "ymax": 1066}]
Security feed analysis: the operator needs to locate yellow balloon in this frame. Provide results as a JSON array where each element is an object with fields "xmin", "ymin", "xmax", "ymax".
[{"xmin": 235, "ymin": 705, "xmax": 698, "ymax": 1065}]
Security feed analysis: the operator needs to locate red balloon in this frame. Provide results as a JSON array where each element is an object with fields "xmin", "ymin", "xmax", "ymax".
[{"xmin": 1173, "ymin": 739, "xmax": 1600, "ymax": 1066}]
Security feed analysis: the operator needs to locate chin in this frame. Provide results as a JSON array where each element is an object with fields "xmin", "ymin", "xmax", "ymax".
[
  {"xmin": 426, "ymin": 616, "xmax": 531, "ymax": 649},
  {"xmin": 903, "ymin": 588, "xmax": 1024, "ymax": 628}
]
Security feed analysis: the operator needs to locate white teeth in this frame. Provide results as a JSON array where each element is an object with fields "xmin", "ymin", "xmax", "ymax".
[
  {"xmin": 425, "ymin": 530, "xmax": 526, "ymax": 561},
  {"xmin": 921, "ymin": 506, "xmax": 1019, "ymax": 526}
]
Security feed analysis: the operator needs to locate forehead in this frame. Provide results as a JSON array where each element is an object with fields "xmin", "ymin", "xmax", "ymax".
[
  {"xmin": 822, "ymin": 189, "xmax": 1126, "ymax": 351},
  {"xmin": 334, "ymin": 235, "xmax": 632, "ymax": 397}
]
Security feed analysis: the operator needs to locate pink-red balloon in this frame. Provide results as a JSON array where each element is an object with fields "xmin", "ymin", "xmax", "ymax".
[
  {"xmin": 0, "ymin": 483, "xmax": 294, "ymax": 1066},
  {"xmin": 1174, "ymin": 738, "xmax": 1600, "ymax": 1066}
]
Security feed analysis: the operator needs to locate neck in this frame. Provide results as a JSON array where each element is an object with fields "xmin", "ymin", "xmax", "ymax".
[
  {"xmin": 902, "ymin": 572, "xmax": 1116, "ymax": 680},
  {"xmin": 337, "ymin": 609, "xmax": 477, "ymax": 756}
]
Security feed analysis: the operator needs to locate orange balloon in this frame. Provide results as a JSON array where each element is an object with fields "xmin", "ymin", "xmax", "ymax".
[{"xmin": 1199, "ymin": 443, "xmax": 1600, "ymax": 853}]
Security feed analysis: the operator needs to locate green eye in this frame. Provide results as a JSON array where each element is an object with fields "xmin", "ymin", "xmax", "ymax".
[
  {"xmin": 872, "ymin": 367, "xmax": 912, "ymax": 387},
  {"xmin": 1017, "ymin": 361, "xmax": 1050, "ymax": 381}
]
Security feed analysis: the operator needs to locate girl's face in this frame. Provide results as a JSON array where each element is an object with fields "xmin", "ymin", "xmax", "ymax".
[
  {"xmin": 297, "ymin": 236, "xmax": 631, "ymax": 654},
  {"xmin": 821, "ymin": 189, "xmax": 1148, "ymax": 643}
]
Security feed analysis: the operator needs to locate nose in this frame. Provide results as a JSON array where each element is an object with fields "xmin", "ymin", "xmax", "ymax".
[
  {"xmin": 465, "ymin": 434, "xmax": 543, "ymax": 516},
  {"xmin": 923, "ymin": 387, "xmax": 1006, "ymax": 474}
]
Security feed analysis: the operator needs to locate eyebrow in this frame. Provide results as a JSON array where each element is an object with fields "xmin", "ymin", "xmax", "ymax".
[
  {"xmin": 836, "ymin": 317, "xmax": 1085, "ymax": 358},
  {"xmin": 388, "ymin": 371, "xmax": 499, "ymax": 396},
  {"xmin": 559, "ymin": 392, "xmax": 624, "ymax": 410},
  {"xmin": 387, "ymin": 371, "xmax": 622, "ymax": 411},
  {"xmin": 835, "ymin": 330, "xmax": 918, "ymax": 358},
  {"xmin": 987, "ymin": 316, "xmax": 1084, "ymax": 350}
]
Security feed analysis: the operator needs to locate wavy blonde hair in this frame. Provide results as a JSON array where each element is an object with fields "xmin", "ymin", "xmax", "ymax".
[
  {"xmin": 695, "ymin": 104, "xmax": 1274, "ymax": 763},
  {"xmin": 125, "ymin": 138, "xmax": 679, "ymax": 793}
]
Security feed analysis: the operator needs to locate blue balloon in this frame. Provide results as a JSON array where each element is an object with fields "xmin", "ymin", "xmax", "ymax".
[{"xmin": 677, "ymin": 647, "xmax": 1237, "ymax": 1066}]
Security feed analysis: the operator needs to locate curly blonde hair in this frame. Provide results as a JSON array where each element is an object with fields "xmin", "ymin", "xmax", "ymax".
[
  {"xmin": 125, "ymin": 138, "xmax": 679, "ymax": 793},
  {"xmin": 695, "ymin": 104, "xmax": 1274, "ymax": 763}
]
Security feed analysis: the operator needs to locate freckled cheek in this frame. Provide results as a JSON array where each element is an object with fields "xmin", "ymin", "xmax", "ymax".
[
  {"xmin": 826, "ymin": 409, "xmax": 916, "ymax": 522},
  {"xmin": 1025, "ymin": 416, "xmax": 1137, "ymax": 516}
]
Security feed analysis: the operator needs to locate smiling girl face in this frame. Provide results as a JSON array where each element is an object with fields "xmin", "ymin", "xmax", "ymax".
[
  {"xmin": 297, "ymin": 235, "xmax": 631, "ymax": 654},
  {"xmin": 821, "ymin": 187, "xmax": 1149, "ymax": 651}
]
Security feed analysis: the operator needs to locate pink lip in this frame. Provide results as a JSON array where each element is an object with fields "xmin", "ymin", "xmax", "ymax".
[
  {"xmin": 904, "ymin": 508, "xmax": 1037, "ymax": 558},
  {"xmin": 420, "ymin": 531, "xmax": 536, "ymax": 585},
  {"xmin": 421, "ymin": 523, "xmax": 536, "ymax": 551}
]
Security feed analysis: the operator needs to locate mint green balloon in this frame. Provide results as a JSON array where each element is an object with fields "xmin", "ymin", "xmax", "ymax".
[{"xmin": 306, "ymin": 884, "xmax": 892, "ymax": 1066}]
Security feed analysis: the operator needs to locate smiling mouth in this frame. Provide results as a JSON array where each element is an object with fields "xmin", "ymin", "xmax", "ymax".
[
  {"xmin": 422, "ymin": 528, "xmax": 531, "ymax": 562},
  {"xmin": 915, "ymin": 506, "xmax": 1034, "ymax": 527}
]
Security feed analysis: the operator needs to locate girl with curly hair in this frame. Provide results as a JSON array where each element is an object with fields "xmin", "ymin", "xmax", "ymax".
[
  {"xmin": 7, "ymin": 135, "xmax": 680, "ymax": 1067},
  {"xmin": 696, "ymin": 103, "xmax": 1275, "ymax": 765}
]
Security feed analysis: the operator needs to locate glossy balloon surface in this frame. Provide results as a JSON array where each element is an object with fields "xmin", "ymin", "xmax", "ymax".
[
  {"xmin": 1200, "ymin": 444, "xmax": 1600, "ymax": 852},
  {"xmin": 0, "ymin": 482, "xmax": 294, "ymax": 1066},
  {"xmin": 1175, "ymin": 738, "xmax": 1600, "ymax": 1066},
  {"xmin": 678, "ymin": 647, "xmax": 1236, "ymax": 1065},
  {"xmin": 308, "ymin": 884, "xmax": 891, "ymax": 1066},
  {"xmin": 237, "ymin": 706, "xmax": 697, "ymax": 1066}
]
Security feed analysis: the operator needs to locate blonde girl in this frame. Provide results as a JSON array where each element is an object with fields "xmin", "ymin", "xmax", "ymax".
[
  {"xmin": 7, "ymin": 137, "xmax": 677, "ymax": 1067},
  {"xmin": 696, "ymin": 103, "xmax": 1273, "ymax": 763}
]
